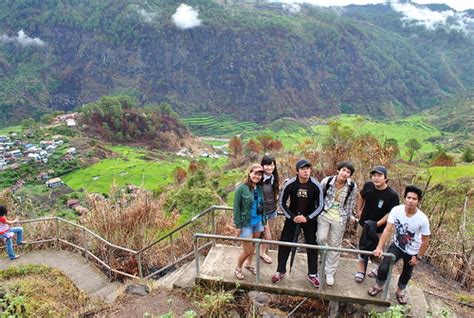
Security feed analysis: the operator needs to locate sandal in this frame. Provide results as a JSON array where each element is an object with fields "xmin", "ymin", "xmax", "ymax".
[
  {"xmin": 234, "ymin": 268, "xmax": 244, "ymax": 280},
  {"xmin": 368, "ymin": 268, "xmax": 378, "ymax": 278},
  {"xmin": 354, "ymin": 271, "xmax": 365, "ymax": 283},
  {"xmin": 244, "ymin": 263, "xmax": 257, "ymax": 275},
  {"xmin": 368, "ymin": 285, "xmax": 383, "ymax": 297},
  {"xmin": 260, "ymin": 254, "xmax": 273, "ymax": 264},
  {"xmin": 396, "ymin": 292, "xmax": 408, "ymax": 305}
]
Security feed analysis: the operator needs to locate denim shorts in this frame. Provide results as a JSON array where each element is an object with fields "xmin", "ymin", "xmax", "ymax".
[
  {"xmin": 266, "ymin": 209, "xmax": 277, "ymax": 220},
  {"xmin": 240, "ymin": 222, "xmax": 264, "ymax": 238}
]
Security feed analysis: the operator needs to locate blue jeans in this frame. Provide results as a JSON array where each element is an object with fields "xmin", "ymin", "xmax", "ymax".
[{"xmin": 1, "ymin": 227, "xmax": 23, "ymax": 259}]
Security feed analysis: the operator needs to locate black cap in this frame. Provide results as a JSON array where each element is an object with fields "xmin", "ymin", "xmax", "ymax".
[
  {"xmin": 296, "ymin": 159, "xmax": 311, "ymax": 171},
  {"xmin": 370, "ymin": 166, "xmax": 388, "ymax": 178}
]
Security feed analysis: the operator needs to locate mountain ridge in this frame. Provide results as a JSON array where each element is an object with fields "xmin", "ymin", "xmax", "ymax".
[{"xmin": 0, "ymin": 0, "xmax": 473, "ymax": 124}]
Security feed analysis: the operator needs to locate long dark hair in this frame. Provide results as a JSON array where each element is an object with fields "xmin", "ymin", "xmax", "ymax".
[{"xmin": 260, "ymin": 155, "xmax": 280, "ymax": 198}]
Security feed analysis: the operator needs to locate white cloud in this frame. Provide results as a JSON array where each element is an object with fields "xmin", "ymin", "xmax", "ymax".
[
  {"xmin": 172, "ymin": 4, "xmax": 202, "ymax": 30},
  {"xmin": 0, "ymin": 30, "xmax": 45, "ymax": 46},
  {"xmin": 137, "ymin": 8, "xmax": 158, "ymax": 23},
  {"xmin": 390, "ymin": 1, "xmax": 474, "ymax": 33},
  {"xmin": 282, "ymin": 3, "xmax": 302, "ymax": 14}
]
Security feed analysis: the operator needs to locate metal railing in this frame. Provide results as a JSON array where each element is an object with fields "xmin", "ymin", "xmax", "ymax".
[
  {"xmin": 193, "ymin": 233, "xmax": 396, "ymax": 300},
  {"xmin": 9, "ymin": 205, "xmax": 233, "ymax": 280}
]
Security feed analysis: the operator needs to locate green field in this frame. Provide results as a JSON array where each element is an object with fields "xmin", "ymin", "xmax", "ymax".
[
  {"xmin": 426, "ymin": 164, "xmax": 474, "ymax": 184},
  {"xmin": 0, "ymin": 125, "xmax": 22, "ymax": 135},
  {"xmin": 183, "ymin": 115, "xmax": 259, "ymax": 137},
  {"xmin": 62, "ymin": 145, "xmax": 228, "ymax": 193},
  {"xmin": 312, "ymin": 115, "xmax": 442, "ymax": 154}
]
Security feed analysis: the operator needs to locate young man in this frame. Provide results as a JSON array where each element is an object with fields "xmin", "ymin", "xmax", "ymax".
[
  {"xmin": 368, "ymin": 185, "xmax": 430, "ymax": 305},
  {"xmin": 271, "ymin": 159, "xmax": 324, "ymax": 288},
  {"xmin": 317, "ymin": 161, "xmax": 358, "ymax": 286},
  {"xmin": 355, "ymin": 166, "xmax": 399, "ymax": 283}
]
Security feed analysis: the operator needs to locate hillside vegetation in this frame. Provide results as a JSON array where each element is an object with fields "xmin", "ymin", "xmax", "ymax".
[{"xmin": 0, "ymin": 0, "xmax": 473, "ymax": 124}]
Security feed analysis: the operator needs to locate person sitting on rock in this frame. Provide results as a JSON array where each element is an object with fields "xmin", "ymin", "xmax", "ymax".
[{"xmin": 0, "ymin": 204, "xmax": 24, "ymax": 260}]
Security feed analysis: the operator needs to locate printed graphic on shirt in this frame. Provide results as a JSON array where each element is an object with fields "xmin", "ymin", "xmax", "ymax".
[
  {"xmin": 394, "ymin": 219, "xmax": 415, "ymax": 251},
  {"xmin": 297, "ymin": 188, "xmax": 308, "ymax": 198}
]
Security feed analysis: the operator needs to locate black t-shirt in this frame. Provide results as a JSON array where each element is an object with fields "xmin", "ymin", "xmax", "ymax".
[
  {"xmin": 294, "ymin": 182, "xmax": 313, "ymax": 215},
  {"xmin": 359, "ymin": 181, "xmax": 400, "ymax": 233}
]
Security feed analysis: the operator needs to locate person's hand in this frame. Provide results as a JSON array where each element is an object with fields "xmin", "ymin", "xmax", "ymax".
[
  {"xmin": 236, "ymin": 229, "xmax": 241, "ymax": 237},
  {"xmin": 373, "ymin": 247, "xmax": 383, "ymax": 258},
  {"xmin": 12, "ymin": 218, "xmax": 19, "ymax": 223},
  {"xmin": 408, "ymin": 255, "xmax": 419, "ymax": 266},
  {"xmin": 294, "ymin": 215, "xmax": 307, "ymax": 223}
]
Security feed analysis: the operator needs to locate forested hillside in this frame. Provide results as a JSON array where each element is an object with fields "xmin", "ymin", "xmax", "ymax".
[{"xmin": 0, "ymin": 0, "xmax": 473, "ymax": 124}]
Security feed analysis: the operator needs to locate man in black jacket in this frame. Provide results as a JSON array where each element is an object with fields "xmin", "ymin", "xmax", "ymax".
[{"xmin": 271, "ymin": 159, "xmax": 324, "ymax": 288}]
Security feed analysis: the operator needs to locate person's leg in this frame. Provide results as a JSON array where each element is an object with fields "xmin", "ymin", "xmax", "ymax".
[
  {"xmin": 302, "ymin": 220, "xmax": 318, "ymax": 275},
  {"xmin": 5, "ymin": 237, "xmax": 15, "ymax": 259},
  {"xmin": 244, "ymin": 228, "xmax": 264, "ymax": 268},
  {"xmin": 374, "ymin": 244, "xmax": 403, "ymax": 289},
  {"xmin": 325, "ymin": 218, "xmax": 345, "ymax": 277},
  {"xmin": 9, "ymin": 227, "xmax": 23, "ymax": 245},
  {"xmin": 276, "ymin": 218, "xmax": 297, "ymax": 274},
  {"xmin": 236, "ymin": 226, "xmax": 254, "ymax": 278},
  {"xmin": 260, "ymin": 214, "xmax": 276, "ymax": 263},
  {"xmin": 316, "ymin": 215, "xmax": 330, "ymax": 246},
  {"xmin": 396, "ymin": 253, "xmax": 415, "ymax": 293}
]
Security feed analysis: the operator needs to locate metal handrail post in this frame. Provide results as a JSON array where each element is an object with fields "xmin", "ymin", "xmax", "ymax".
[
  {"xmin": 170, "ymin": 234, "xmax": 175, "ymax": 262},
  {"xmin": 255, "ymin": 242, "xmax": 261, "ymax": 284},
  {"xmin": 383, "ymin": 255, "xmax": 396, "ymax": 300},
  {"xmin": 211, "ymin": 207, "xmax": 216, "ymax": 247},
  {"xmin": 55, "ymin": 218, "xmax": 60, "ymax": 250},
  {"xmin": 82, "ymin": 228, "xmax": 88, "ymax": 260},
  {"xmin": 319, "ymin": 248, "xmax": 327, "ymax": 291},
  {"xmin": 137, "ymin": 253, "xmax": 143, "ymax": 279},
  {"xmin": 194, "ymin": 236, "xmax": 200, "ymax": 278}
]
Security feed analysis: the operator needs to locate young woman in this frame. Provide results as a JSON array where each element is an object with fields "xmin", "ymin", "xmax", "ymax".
[
  {"xmin": 233, "ymin": 163, "xmax": 266, "ymax": 280},
  {"xmin": 259, "ymin": 155, "xmax": 280, "ymax": 264}
]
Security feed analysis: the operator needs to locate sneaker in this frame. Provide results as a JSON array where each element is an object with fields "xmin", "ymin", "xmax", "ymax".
[
  {"xmin": 307, "ymin": 274, "xmax": 320, "ymax": 288},
  {"xmin": 326, "ymin": 274, "xmax": 334, "ymax": 286},
  {"xmin": 271, "ymin": 272, "xmax": 285, "ymax": 284}
]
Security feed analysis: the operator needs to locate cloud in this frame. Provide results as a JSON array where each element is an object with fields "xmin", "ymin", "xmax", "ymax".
[
  {"xmin": 172, "ymin": 4, "xmax": 202, "ymax": 30},
  {"xmin": 0, "ymin": 30, "xmax": 45, "ymax": 46},
  {"xmin": 390, "ymin": 1, "xmax": 474, "ymax": 33},
  {"xmin": 137, "ymin": 8, "xmax": 158, "ymax": 23},
  {"xmin": 282, "ymin": 3, "xmax": 302, "ymax": 14}
]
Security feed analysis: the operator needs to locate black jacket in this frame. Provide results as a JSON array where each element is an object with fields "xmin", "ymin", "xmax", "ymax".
[
  {"xmin": 278, "ymin": 176, "xmax": 324, "ymax": 221},
  {"xmin": 359, "ymin": 220, "xmax": 379, "ymax": 252}
]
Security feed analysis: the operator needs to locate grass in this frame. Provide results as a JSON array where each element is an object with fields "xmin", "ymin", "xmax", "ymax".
[
  {"xmin": 0, "ymin": 264, "xmax": 93, "ymax": 316},
  {"xmin": 62, "ymin": 145, "xmax": 228, "ymax": 193},
  {"xmin": 0, "ymin": 125, "xmax": 22, "ymax": 135},
  {"xmin": 426, "ymin": 164, "xmax": 474, "ymax": 184}
]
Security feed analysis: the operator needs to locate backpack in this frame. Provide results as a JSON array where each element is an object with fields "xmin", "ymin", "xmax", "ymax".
[{"xmin": 323, "ymin": 176, "xmax": 354, "ymax": 207}]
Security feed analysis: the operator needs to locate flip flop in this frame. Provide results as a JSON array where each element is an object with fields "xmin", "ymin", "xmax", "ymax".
[
  {"xmin": 234, "ymin": 268, "xmax": 244, "ymax": 280},
  {"xmin": 368, "ymin": 285, "xmax": 383, "ymax": 297},
  {"xmin": 260, "ymin": 254, "xmax": 273, "ymax": 264},
  {"xmin": 354, "ymin": 271, "xmax": 365, "ymax": 283},
  {"xmin": 368, "ymin": 268, "xmax": 378, "ymax": 278},
  {"xmin": 396, "ymin": 292, "xmax": 408, "ymax": 305},
  {"xmin": 244, "ymin": 263, "xmax": 257, "ymax": 275}
]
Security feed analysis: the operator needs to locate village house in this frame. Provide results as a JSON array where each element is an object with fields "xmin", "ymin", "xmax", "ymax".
[
  {"xmin": 40, "ymin": 140, "xmax": 55, "ymax": 148},
  {"xmin": 28, "ymin": 153, "xmax": 41, "ymax": 162},
  {"xmin": 67, "ymin": 147, "xmax": 76, "ymax": 155},
  {"xmin": 0, "ymin": 161, "xmax": 7, "ymax": 170},
  {"xmin": 67, "ymin": 199, "xmax": 80, "ymax": 209},
  {"xmin": 56, "ymin": 113, "xmax": 77, "ymax": 122},
  {"xmin": 0, "ymin": 135, "xmax": 9, "ymax": 143},
  {"xmin": 45, "ymin": 177, "xmax": 63, "ymax": 188},
  {"xmin": 55, "ymin": 140, "xmax": 64, "ymax": 146},
  {"xmin": 10, "ymin": 149, "xmax": 22, "ymax": 158},
  {"xmin": 36, "ymin": 172, "xmax": 49, "ymax": 181}
]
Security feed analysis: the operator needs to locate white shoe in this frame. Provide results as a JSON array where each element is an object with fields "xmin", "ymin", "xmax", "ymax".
[{"xmin": 326, "ymin": 274, "xmax": 335, "ymax": 286}]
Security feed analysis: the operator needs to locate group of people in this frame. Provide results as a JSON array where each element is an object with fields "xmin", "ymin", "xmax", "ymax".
[{"xmin": 233, "ymin": 157, "xmax": 430, "ymax": 305}]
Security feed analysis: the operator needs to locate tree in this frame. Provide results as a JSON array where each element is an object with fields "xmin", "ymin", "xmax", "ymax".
[
  {"xmin": 431, "ymin": 150, "xmax": 455, "ymax": 167},
  {"xmin": 228, "ymin": 136, "xmax": 243, "ymax": 159},
  {"xmin": 462, "ymin": 147, "xmax": 473, "ymax": 163},
  {"xmin": 256, "ymin": 134, "xmax": 273, "ymax": 152},
  {"xmin": 173, "ymin": 167, "xmax": 187, "ymax": 184},
  {"xmin": 21, "ymin": 118, "xmax": 37, "ymax": 130},
  {"xmin": 405, "ymin": 138, "xmax": 422, "ymax": 162}
]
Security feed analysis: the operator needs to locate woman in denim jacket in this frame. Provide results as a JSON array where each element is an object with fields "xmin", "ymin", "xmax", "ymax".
[{"xmin": 233, "ymin": 163, "xmax": 266, "ymax": 280}]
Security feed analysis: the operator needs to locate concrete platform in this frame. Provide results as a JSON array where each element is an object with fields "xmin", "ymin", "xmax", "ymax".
[{"xmin": 196, "ymin": 244, "xmax": 427, "ymax": 311}]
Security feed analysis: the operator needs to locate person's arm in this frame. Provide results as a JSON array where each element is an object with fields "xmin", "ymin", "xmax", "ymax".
[
  {"xmin": 409, "ymin": 234, "xmax": 430, "ymax": 265},
  {"xmin": 346, "ymin": 182, "xmax": 358, "ymax": 221},
  {"xmin": 233, "ymin": 186, "xmax": 243, "ymax": 228},
  {"xmin": 355, "ymin": 192, "xmax": 365, "ymax": 220},
  {"xmin": 278, "ymin": 179, "xmax": 296, "ymax": 220},
  {"xmin": 306, "ymin": 181, "xmax": 324, "ymax": 221},
  {"xmin": 373, "ymin": 222, "xmax": 393, "ymax": 257},
  {"xmin": 6, "ymin": 218, "xmax": 18, "ymax": 225},
  {"xmin": 376, "ymin": 213, "xmax": 389, "ymax": 228}
]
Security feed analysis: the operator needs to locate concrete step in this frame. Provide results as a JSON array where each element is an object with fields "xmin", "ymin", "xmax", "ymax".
[{"xmin": 154, "ymin": 256, "xmax": 203, "ymax": 290}]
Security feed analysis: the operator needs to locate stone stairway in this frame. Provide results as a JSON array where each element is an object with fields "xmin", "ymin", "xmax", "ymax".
[{"xmin": 0, "ymin": 250, "xmax": 124, "ymax": 303}]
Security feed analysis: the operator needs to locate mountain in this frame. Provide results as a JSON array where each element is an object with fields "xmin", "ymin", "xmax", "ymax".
[{"xmin": 0, "ymin": 0, "xmax": 473, "ymax": 125}]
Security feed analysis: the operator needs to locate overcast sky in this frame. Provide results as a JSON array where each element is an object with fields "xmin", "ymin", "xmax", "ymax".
[{"xmin": 273, "ymin": 1, "xmax": 474, "ymax": 11}]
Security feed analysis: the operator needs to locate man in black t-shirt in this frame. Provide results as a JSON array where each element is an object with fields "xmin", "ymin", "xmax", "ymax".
[
  {"xmin": 354, "ymin": 166, "xmax": 399, "ymax": 283},
  {"xmin": 271, "ymin": 159, "xmax": 324, "ymax": 288}
]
